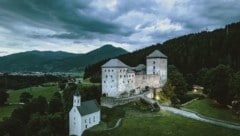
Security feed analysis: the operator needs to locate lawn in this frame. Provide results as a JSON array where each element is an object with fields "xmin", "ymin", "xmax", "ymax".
[
  {"xmin": 84, "ymin": 102, "xmax": 240, "ymax": 136},
  {"xmin": 183, "ymin": 98, "xmax": 240, "ymax": 123},
  {"xmin": 7, "ymin": 85, "xmax": 59, "ymax": 103},
  {"xmin": 0, "ymin": 85, "xmax": 59, "ymax": 121},
  {"xmin": 0, "ymin": 105, "xmax": 20, "ymax": 121}
]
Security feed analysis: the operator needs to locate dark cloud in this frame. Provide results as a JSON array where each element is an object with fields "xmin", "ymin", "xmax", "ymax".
[{"xmin": 0, "ymin": 0, "xmax": 240, "ymax": 55}]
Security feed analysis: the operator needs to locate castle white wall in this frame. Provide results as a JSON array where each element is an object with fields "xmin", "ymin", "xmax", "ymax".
[
  {"xmin": 146, "ymin": 58, "xmax": 167, "ymax": 87},
  {"xmin": 135, "ymin": 74, "xmax": 161, "ymax": 89},
  {"xmin": 69, "ymin": 107, "xmax": 82, "ymax": 136},
  {"xmin": 102, "ymin": 67, "xmax": 131, "ymax": 97}
]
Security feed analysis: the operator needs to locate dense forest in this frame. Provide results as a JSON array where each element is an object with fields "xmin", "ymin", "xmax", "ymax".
[
  {"xmin": 0, "ymin": 74, "xmax": 61, "ymax": 90},
  {"xmin": 84, "ymin": 21, "xmax": 240, "ymax": 82}
]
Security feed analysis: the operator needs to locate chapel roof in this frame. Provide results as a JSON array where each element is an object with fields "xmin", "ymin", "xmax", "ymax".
[
  {"xmin": 147, "ymin": 50, "xmax": 167, "ymax": 59},
  {"xmin": 102, "ymin": 59, "xmax": 129, "ymax": 68},
  {"xmin": 77, "ymin": 100, "xmax": 100, "ymax": 116}
]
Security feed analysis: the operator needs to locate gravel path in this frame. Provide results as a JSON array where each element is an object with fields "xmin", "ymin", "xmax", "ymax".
[{"xmin": 158, "ymin": 104, "xmax": 240, "ymax": 130}]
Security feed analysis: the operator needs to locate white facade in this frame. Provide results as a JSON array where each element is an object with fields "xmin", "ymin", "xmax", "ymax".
[
  {"xmin": 101, "ymin": 50, "xmax": 168, "ymax": 98},
  {"xmin": 69, "ymin": 92, "xmax": 100, "ymax": 136},
  {"xmin": 146, "ymin": 58, "xmax": 167, "ymax": 86}
]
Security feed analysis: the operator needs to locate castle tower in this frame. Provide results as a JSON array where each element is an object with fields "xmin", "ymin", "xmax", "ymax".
[
  {"xmin": 73, "ymin": 89, "xmax": 81, "ymax": 107},
  {"xmin": 101, "ymin": 59, "xmax": 130, "ymax": 97},
  {"xmin": 146, "ymin": 50, "xmax": 167, "ymax": 87}
]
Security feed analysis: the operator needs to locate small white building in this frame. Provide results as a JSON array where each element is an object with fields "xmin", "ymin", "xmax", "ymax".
[
  {"xmin": 101, "ymin": 50, "xmax": 168, "ymax": 98},
  {"xmin": 69, "ymin": 90, "xmax": 100, "ymax": 136}
]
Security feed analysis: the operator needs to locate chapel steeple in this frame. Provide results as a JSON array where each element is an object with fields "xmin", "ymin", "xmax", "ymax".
[{"xmin": 73, "ymin": 89, "xmax": 81, "ymax": 107}]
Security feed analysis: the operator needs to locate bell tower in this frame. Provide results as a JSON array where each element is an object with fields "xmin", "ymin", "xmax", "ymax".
[{"xmin": 73, "ymin": 89, "xmax": 81, "ymax": 107}]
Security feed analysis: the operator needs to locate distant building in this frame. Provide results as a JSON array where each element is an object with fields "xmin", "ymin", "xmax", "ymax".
[
  {"xmin": 101, "ymin": 50, "xmax": 168, "ymax": 98},
  {"xmin": 69, "ymin": 90, "xmax": 100, "ymax": 136}
]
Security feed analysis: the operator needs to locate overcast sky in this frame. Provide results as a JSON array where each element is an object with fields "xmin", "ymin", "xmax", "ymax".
[{"xmin": 0, "ymin": 0, "xmax": 240, "ymax": 56}]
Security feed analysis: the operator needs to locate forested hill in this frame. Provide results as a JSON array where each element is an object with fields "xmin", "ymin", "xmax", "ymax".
[
  {"xmin": 84, "ymin": 21, "xmax": 240, "ymax": 81},
  {"xmin": 0, "ymin": 44, "xmax": 128, "ymax": 72}
]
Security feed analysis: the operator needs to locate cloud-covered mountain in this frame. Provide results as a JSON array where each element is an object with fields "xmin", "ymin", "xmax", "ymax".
[{"xmin": 0, "ymin": 44, "xmax": 128, "ymax": 72}]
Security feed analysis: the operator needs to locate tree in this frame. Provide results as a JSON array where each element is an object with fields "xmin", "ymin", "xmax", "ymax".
[
  {"xmin": 207, "ymin": 64, "xmax": 233, "ymax": 105},
  {"xmin": 230, "ymin": 71, "xmax": 240, "ymax": 99},
  {"xmin": 19, "ymin": 92, "xmax": 33, "ymax": 103},
  {"xmin": 0, "ymin": 89, "xmax": 9, "ymax": 105},
  {"xmin": 162, "ymin": 80, "xmax": 175, "ymax": 98},
  {"xmin": 30, "ymin": 96, "xmax": 48, "ymax": 114},
  {"xmin": 168, "ymin": 65, "xmax": 188, "ymax": 96},
  {"xmin": 49, "ymin": 92, "xmax": 63, "ymax": 114},
  {"xmin": 0, "ymin": 117, "xmax": 25, "ymax": 136}
]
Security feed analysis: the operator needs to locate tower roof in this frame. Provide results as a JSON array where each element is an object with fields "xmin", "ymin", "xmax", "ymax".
[
  {"xmin": 147, "ymin": 50, "xmax": 167, "ymax": 59},
  {"xmin": 102, "ymin": 59, "xmax": 129, "ymax": 68},
  {"xmin": 74, "ymin": 89, "xmax": 80, "ymax": 96}
]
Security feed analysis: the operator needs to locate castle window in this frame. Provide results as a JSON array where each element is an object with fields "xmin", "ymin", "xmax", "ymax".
[
  {"xmin": 108, "ymin": 69, "xmax": 110, "ymax": 72},
  {"xmin": 112, "ymin": 80, "xmax": 114, "ymax": 82},
  {"xmin": 89, "ymin": 118, "xmax": 91, "ymax": 123},
  {"xmin": 120, "ymin": 75, "xmax": 122, "ymax": 78},
  {"xmin": 106, "ymin": 75, "xmax": 108, "ymax": 78},
  {"xmin": 111, "ymin": 75, "xmax": 113, "ymax": 78},
  {"xmin": 112, "ymin": 70, "xmax": 114, "ymax": 72},
  {"xmin": 74, "ymin": 117, "xmax": 75, "ymax": 120},
  {"xmin": 104, "ymin": 69, "xmax": 106, "ymax": 72},
  {"xmin": 104, "ymin": 81, "xmax": 106, "ymax": 83},
  {"xmin": 153, "ymin": 66, "xmax": 155, "ymax": 69},
  {"xmin": 153, "ymin": 61, "xmax": 155, "ymax": 64},
  {"xmin": 85, "ymin": 120, "xmax": 87, "ymax": 123},
  {"xmin": 120, "ymin": 69, "xmax": 122, "ymax": 72}
]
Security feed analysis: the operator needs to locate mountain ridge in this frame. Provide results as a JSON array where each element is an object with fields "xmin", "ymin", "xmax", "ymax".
[{"xmin": 0, "ymin": 44, "xmax": 128, "ymax": 72}]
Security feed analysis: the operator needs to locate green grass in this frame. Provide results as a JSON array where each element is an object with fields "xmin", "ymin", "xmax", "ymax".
[
  {"xmin": 85, "ymin": 110, "xmax": 240, "ymax": 136},
  {"xmin": 183, "ymin": 98, "xmax": 240, "ymax": 123},
  {"xmin": 7, "ymin": 85, "xmax": 59, "ymax": 103},
  {"xmin": 0, "ymin": 105, "xmax": 20, "ymax": 121},
  {"xmin": 84, "ymin": 102, "xmax": 240, "ymax": 136},
  {"xmin": 0, "ymin": 85, "xmax": 59, "ymax": 121}
]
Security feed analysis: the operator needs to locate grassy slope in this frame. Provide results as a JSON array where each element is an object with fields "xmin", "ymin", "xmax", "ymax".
[
  {"xmin": 183, "ymin": 98, "xmax": 240, "ymax": 123},
  {"xmin": 0, "ymin": 85, "xmax": 59, "ymax": 121},
  {"xmin": 85, "ymin": 102, "xmax": 240, "ymax": 136},
  {"xmin": 0, "ymin": 105, "xmax": 20, "ymax": 121},
  {"xmin": 7, "ymin": 85, "xmax": 59, "ymax": 103}
]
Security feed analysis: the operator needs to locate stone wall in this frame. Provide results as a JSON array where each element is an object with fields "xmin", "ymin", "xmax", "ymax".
[
  {"xmin": 135, "ymin": 74, "xmax": 161, "ymax": 89},
  {"xmin": 101, "ymin": 97, "xmax": 140, "ymax": 108}
]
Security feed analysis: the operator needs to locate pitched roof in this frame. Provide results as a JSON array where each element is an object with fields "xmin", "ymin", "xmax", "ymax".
[
  {"xmin": 74, "ymin": 89, "xmax": 80, "ymax": 96},
  {"xmin": 77, "ymin": 100, "xmax": 100, "ymax": 116},
  {"xmin": 102, "ymin": 59, "xmax": 129, "ymax": 68},
  {"xmin": 147, "ymin": 50, "xmax": 167, "ymax": 58}
]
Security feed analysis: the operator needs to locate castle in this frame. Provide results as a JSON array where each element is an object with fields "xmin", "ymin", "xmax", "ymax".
[{"xmin": 101, "ymin": 50, "xmax": 167, "ymax": 97}]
